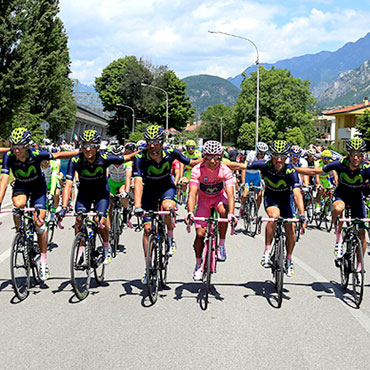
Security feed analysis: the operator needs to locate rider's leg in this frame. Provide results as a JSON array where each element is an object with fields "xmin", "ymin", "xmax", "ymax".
[{"xmin": 12, "ymin": 193, "xmax": 27, "ymax": 230}]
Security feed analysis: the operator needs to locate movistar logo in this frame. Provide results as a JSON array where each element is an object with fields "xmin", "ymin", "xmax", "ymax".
[
  {"xmin": 33, "ymin": 150, "xmax": 40, "ymax": 156},
  {"xmin": 364, "ymin": 163, "xmax": 370, "ymax": 169},
  {"xmin": 264, "ymin": 177, "xmax": 287, "ymax": 189},
  {"xmin": 81, "ymin": 167, "xmax": 104, "ymax": 177},
  {"xmin": 148, "ymin": 162, "xmax": 170, "ymax": 176},
  {"xmin": 72, "ymin": 157, "xmax": 80, "ymax": 163},
  {"xmin": 340, "ymin": 172, "xmax": 363, "ymax": 184},
  {"xmin": 15, "ymin": 165, "xmax": 37, "ymax": 178},
  {"xmin": 100, "ymin": 153, "xmax": 107, "ymax": 159},
  {"xmin": 286, "ymin": 168, "xmax": 295, "ymax": 174}
]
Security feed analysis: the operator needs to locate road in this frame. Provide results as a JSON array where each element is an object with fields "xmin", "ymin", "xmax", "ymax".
[{"xmin": 0, "ymin": 198, "xmax": 370, "ymax": 370}]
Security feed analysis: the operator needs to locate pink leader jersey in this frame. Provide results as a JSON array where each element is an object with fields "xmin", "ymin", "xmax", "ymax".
[{"xmin": 190, "ymin": 162, "xmax": 234, "ymax": 227}]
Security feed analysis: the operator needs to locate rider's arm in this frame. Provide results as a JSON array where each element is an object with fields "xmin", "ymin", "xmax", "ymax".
[
  {"xmin": 124, "ymin": 167, "xmax": 132, "ymax": 194},
  {"xmin": 62, "ymin": 180, "xmax": 73, "ymax": 208},
  {"xmin": 225, "ymin": 161, "xmax": 247, "ymax": 171},
  {"xmin": 53, "ymin": 150, "xmax": 79, "ymax": 159},
  {"xmin": 187, "ymin": 184, "xmax": 198, "ymax": 213},
  {"xmin": 294, "ymin": 166, "xmax": 324, "ymax": 176},
  {"xmin": 0, "ymin": 174, "xmax": 9, "ymax": 205},
  {"xmin": 173, "ymin": 166, "xmax": 181, "ymax": 186},
  {"xmin": 225, "ymin": 185, "xmax": 235, "ymax": 215},
  {"xmin": 315, "ymin": 174, "xmax": 321, "ymax": 188},
  {"xmin": 0, "ymin": 147, "xmax": 10, "ymax": 154},
  {"xmin": 333, "ymin": 170, "xmax": 338, "ymax": 186},
  {"xmin": 49, "ymin": 161, "xmax": 59, "ymax": 196},
  {"xmin": 133, "ymin": 177, "xmax": 143, "ymax": 208},
  {"xmin": 293, "ymin": 187, "xmax": 305, "ymax": 216}
]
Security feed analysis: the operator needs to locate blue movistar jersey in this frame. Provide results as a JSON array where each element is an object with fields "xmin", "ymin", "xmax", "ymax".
[
  {"xmin": 1, "ymin": 148, "xmax": 53, "ymax": 184},
  {"xmin": 323, "ymin": 158, "xmax": 370, "ymax": 194},
  {"xmin": 66, "ymin": 151, "xmax": 126, "ymax": 188},
  {"xmin": 133, "ymin": 148, "xmax": 190, "ymax": 187},
  {"xmin": 247, "ymin": 159, "xmax": 300, "ymax": 196}
]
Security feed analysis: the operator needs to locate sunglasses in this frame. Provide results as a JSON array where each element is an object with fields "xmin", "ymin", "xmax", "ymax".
[
  {"xmin": 81, "ymin": 143, "xmax": 99, "ymax": 149},
  {"xmin": 146, "ymin": 140, "xmax": 162, "ymax": 145},
  {"xmin": 291, "ymin": 154, "xmax": 301, "ymax": 158},
  {"xmin": 12, "ymin": 145, "xmax": 27, "ymax": 150},
  {"xmin": 187, "ymin": 147, "xmax": 195, "ymax": 150},
  {"xmin": 272, "ymin": 154, "xmax": 287, "ymax": 160},
  {"xmin": 322, "ymin": 157, "xmax": 331, "ymax": 160},
  {"xmin": 204, "ymin": 155, "xmax": 222, "ymax": 161},
  {"xmin": 350, "ymin": 152, "xmax": 363, "ymax": 157}
]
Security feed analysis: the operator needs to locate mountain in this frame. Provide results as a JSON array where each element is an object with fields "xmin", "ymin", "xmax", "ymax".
[
  {"xmin": 228, "ymin": 32, "xmax": 370, "ymax": 98},
  {"xmin": 182, "ymin": 74, "xmax": 240, "ymax": 115},
  {"xmin": 318, "ymin": 59, "xmax": 370, "ymax": 107}
]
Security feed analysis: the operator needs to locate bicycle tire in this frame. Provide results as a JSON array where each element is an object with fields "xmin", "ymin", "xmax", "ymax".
[
  {"xmin": 10, "ymin": 233, "xmax": 30, "ymax": 301},
  {"xmin": 242, "ymin": 202, "xmax": 250, "ymax": 233},
  {"xmin": 111, "ymin": 209, "xmax": 120, "ymax": 258},
  {"xmin": 47, "ymin": 221, "xmax": 55, "ymax": 244},
  {"xmin": 324, "ymin": 199, "xmax": 333, "ymax": 232},
  {"xmin": 273, "ymin": 236, "xmax": 284, "ymax": 308},
  {"xmin": 30, "ymin": 243, "xmax": 40, "ymax": 286},
  {"xmin": 340, "ymin": 249, "xmax": 350, "ymax": 290},
  {"xmin": 351, "ymin": 237, "xmax": 364, "ymax": 307},
  {"xmin": 315, "ymin": 204, "xmax": 323, "ymax": 228},
  {"xmin": 159, "ymin": 238, "xmax": 169, "ymax": 287},
  {"xmin": 204, "ymin": 235, "xmax": 213, "ymax": 310},
  {"xmin": 305, "ymin": 194, "xmax": 314, "ymax": 224},
  {"xmin": 146, "ymin": 234, "xmax": 159, "ymax": 304},
  {"xmin": 70, "ymin": 232, "xmax": 91, "ymax": 301},
  {"xmin": 249, "ymin": 198, "xmax": 258, "ymax": 237}
]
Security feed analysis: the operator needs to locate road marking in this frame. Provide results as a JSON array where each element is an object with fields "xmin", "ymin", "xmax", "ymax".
[{"xmin": 0, "ymin": 248, "xmax": 10, "ymax": 264}]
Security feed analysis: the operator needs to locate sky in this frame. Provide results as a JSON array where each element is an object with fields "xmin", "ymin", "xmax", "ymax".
[{"xmin": 59, "ymin": 0, "xmax": 370, "ymax": 85}]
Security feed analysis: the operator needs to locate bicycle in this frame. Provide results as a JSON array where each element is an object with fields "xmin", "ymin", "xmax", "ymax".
[
  {"xmin": 241, "ymin": 184, "xmax": 262, "ymax": 237},
  {"xmin": 62, "ymin": 212, "xmax": 106, "ymax": 301},
  {"xmin": 2, "ymin": 208, "xmax": 41, "ymax": 301},
  {"xmin": 301, "ymin": 185, "xmax": 315, "ymax": 224},
  {"xmin": 109, "ymin": 194, "xmax": 124, "ymax": 258},
  {"xmin": 336, "ymin": 217, "xmax": 368, "ymax": 307},
  {"xmin": 144, "ymin": 208, "xmax": 176, "ymax": 305},
  {"xmin": 186, "ymin": 208, "xmax": 234, "ymax": 310},
  {"xmin": 257, "ymin": 216, "xmax": 302, "ymax": 308},
  {"xmin": 46, "ymin": 194, "xmax": 56, "ymax": 245},
  {"xmin": 315, "ymin": 187, "xmax": 334, "ymax": 232}
]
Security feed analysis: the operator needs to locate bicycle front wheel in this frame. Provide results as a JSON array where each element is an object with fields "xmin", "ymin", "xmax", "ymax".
[
  {"xmin": 111, "ymin": 209, "xmax": 120, "ymax": 258},
  {"xmin": 10, "ymin": 233, "xmax": 30, "ymax": 301},
  {"xmin": 324, "ymin": 200, "xmax": 333, "ymax": 232},
  {"xmin": 273, "ymin": 236, "xmax": 284, "ymax": 308},
  {"xmin": 47, "ymin": 221, "xmax": 55, "ymax": 245},
  {"xmin": 249, "ymin": 199, "xmax": 258, "ymax": 237},
  {"xmin": 351, "ymin": 237, "xmax": 364, "ymax": 307},
  {"xmin": 70, "ymin": 232, "xmax": 91, "ymax": 301},
  {"xmin": 159, "ymin": 238, "xmax": 169, "ymax": 287},
  {"xmin": 146, "ymin": 234, "xmax": 159, "ymax": 304},
  {"xmin": 93, "ymin": 244, "xmax": 105, "ymax": 285},
  {"xmin": 305, "ymin": 195, "xmax": 314, "ymax": 224}
]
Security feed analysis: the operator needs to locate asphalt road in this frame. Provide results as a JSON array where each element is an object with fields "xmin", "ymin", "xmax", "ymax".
[{"xmin": 0, "ymin": 195, "xmax": 370, "ymax": 370}]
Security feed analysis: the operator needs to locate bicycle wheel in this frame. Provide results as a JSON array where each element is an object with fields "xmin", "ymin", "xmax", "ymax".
[
  {"xmin": 324, "ymin": 199, "xmax": 333, "ymax": 232},
  {"xmin": 146, "ymin": 234, "xmax": 159, "ymax": 304},
  {"xmin": 273, "ymin": 236, "xmax": 284, "ymax": 308},
  {"xmin": 340, "ymin": 247, "xmax": 350, "ymax": 290},
  {"xmin": 70, "ymin": 232, "xmax": 91, "ymax": 301},
  {"xmin": 159, "ymin": 238, "xmax": 169, "ymax": 287},
  {"xmin": 30, "ymin": 244, "xmax": 40, "ymax": 286},
  {"xmin": 93, "ymin": 244, "xmax": 105, "ymax": 284},
  {"xmin": 47, "ymin": 221, "xmax": 55, "ymax": 244},
  {"xmin": 242, "ymin": 202, "xmax": 250, "ymax": 233},
  {"xmin": 111, "ymin": 209, "xmax": 120, "ymax": 258},
  {"xmin": 305, "ymin": 195, "xmax": 314, "ymax": 224},
  {"xmin": 203, "ymin": 236, "xmax": 213, "ymax": 310},
  {"xmin": 249, "ymin": 199, "xmax": 258, "ymax": 237},
  {"xmin": 351, "ymin": 237, "xmax": 364, "ymax": 307},
  {"xmin": 10, "ymin": 233, "xmax": 30, "ymax": 301}
]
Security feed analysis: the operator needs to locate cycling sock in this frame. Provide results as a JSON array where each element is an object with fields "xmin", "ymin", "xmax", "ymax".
[
  {"xmin": 196, "ymin": 258, "xmax": 202, "ymax": 265},
  {"xmin": 52, "ymin": 207, "xmax": 56, "ymax": 213},
  {"xmin": 40, "ymin": 253, "xmax": 47, "ymax": 264},
  {"xmin": 146, "ymin": 257, "xmax": 152, "ymax": 267},
  {"xmin": 335, "ymin": 232, "xmax": 343, "ymax": 243},
  {"xmin": 103, "ymin": 242, "xmax": 110, "ymax": 248},
  {"xmin": 286, "ymin": 254, "xmax": 292, "ymax": 261},
  {"xmin": 168, "ymin": 230, "xmax": 174, "ymax": 239},
  {"xmin": 264, "ymin": 244, "xmax": 272, "ymax": 254},
  {"xmin": 356, "ymin": 262, "xmax": 362, "ymax": 272},
  {"xmin": 219, "ymin": 238, "xmax": 225, "ymax": 247}
]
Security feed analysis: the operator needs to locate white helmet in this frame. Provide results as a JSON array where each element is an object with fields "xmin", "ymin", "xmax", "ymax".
[{"xmin": 203, "ymin": 140, "xmax": 223, "ymax": 155}]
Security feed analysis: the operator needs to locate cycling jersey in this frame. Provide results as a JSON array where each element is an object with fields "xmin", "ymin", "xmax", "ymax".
[
  {"xmin": 108, "ymin": 161, "xmax": 132, "ymax": 183},
  {"xmin": 41, "ymin": 160, "xmax": 61, "ymax": 195},
  {"xmin": 182, "ymin": 150, "xmax": 202, "ymax": 179},
  {"xmin": 315, "ymin": 159, "xmax": 333, "ymax": 188}
]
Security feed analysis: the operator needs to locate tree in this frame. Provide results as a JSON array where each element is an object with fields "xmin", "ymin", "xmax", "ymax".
[
  {"xmin": 356, "ymin": 109, "xmax": 370, "ymax": 141},
  {"xmin": 258, "ymin": 117, "xmax": 276, "ymax": 143},
  {"xmin": 200, "ymin": 104, "xmax": 233, "ymax": 142},
  {"xmin": 237, "ymin": 122, "xmax": 256, "ymax": 149},
  {"xmin": 234, "ymin": 66, "xmax": 317, "ymax": 143},
  {"xmin": 0, "ymin": 0, "xmax": 76, "ymax": 141},
  {"xmin": 285, "ymin": 127, "xmax": 305, "ymax": 147},
  {"xmin": 128, "ymin": 122, "xmax": 148, "ymax": 143}
]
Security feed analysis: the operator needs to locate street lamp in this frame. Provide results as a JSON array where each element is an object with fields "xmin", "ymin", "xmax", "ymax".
[
  {"xmin": 117, "ymin": 103, "xmax": 135, "ymax": 133},
  {"xmin": 141, "ymin": 83, "xmax": 169, "ymax": 131},
  {"xmin": 208, "ymin": 30, "xmax": 260, "ymax": 149},
  {"xmin": 212, "ymin": 115, "xmax": 224, "ymax": 144}
]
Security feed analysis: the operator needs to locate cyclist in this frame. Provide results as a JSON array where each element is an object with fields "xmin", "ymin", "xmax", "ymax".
[
  {"xmin": 0, "ymin": 128, "xmax": 76, "ymax": 280},
  {"xmin": 133, "ymin": 125, "xmax": 202, "ymax": 283},
  {"xmin": 58, "ymin": 130, "xmax": 136, "ymax": 266},
  {"xmin": 246, "ymin": 140, "xmax": 306, "ymax": 277},
  {"xmin": 185, "ymin": 140, "xmax": 237, "ymax": 281},
  {"xmin": 314, "ymin": 149, "xmax": 337, "ymax": 214},
  {"xmin": 287, "ymin": 145, "xmax": 309, "ymax": 186},
  {"xmin": 240, "ymin": 142, "xmax": 269, "ymax": 215},
  {"xmin": 180, "ymin": 140, "xmax": 202, "ymax": 202},
  {"xmin": 294, "ymin": 138, "xmax": 370, "ymax": 279}
]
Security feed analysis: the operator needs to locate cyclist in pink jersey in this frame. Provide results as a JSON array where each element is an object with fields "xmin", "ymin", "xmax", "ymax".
[{"xmin": 186, "ymin": 141, "xmax": 237, "ymax": 281}]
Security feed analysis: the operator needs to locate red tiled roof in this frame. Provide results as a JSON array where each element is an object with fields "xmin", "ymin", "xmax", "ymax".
[
  {"xmin": 324, "ymin": 103, "xmax": 369, "ymax": 115},
  {"xmin": 185, "ymin": 124, "xmax": 199, "ymax": 131}
]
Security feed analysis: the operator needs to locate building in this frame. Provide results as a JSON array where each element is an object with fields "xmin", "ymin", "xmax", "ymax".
[
  {"xmin": 314, "ymin": 115, "xmax": 336, "ymax": 146},
  {"xmin": 324, "ymin": 97, "xmax": 370, "ymax": 151}
]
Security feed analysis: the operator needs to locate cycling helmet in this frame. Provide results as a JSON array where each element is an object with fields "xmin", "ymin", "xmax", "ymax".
[
  {"xmin": 9, "ymin": 127, "xmax": 32, "ymax": 146},
  {"xmin": 203, "ymin": 140, "xmax": 223, "ymax": 155},
  {"xmin": 269, "ymin": 140, "xmax": 290, "ymax": 156},
  {"xmin": 256, "ymin": 142, "xmax": 268, "ymax": 153},
  {"xmin": 163, "ymin": 142, "xmax": 171, "ymax": 149},
  {"xmin": 291, "ymin": 145, "xmax": 303, "ymax": 156},
  {"xmin": 137, "ymin": 140, "xmax": 147, "ymax": 149},
  {"xmin": 109, "ymin": 144, "xmax": 124, "ymax": 156},
  {"xmin": 306, "ymin": 148, "xmax": 316, "ymax": 156},
  {"xmin": 125, "ymin": 142, "xmax": 137, "ymax": 152},
  {"xmin": 346, "ymin": 138, "xmax": 366, "ymax": 152},
  {"xmin": 79, "ymin": 129, "xmax": 101, "ymax": 144},
  {"xmin": 144, "ymin": 125, "xmax": 164, "ymax": 141},
  {"xmin": 185, "ymin": 139, "xmax": 196, "ymax": 149},
  {"xmin": 321, "ymin": 149, "xmax": 332, "ymax": 158}
]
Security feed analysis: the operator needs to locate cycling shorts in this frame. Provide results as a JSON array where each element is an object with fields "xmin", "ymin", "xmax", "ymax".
[
  {"xmin": 75, "ymin": 187, "xmax": 110, "ymax": 218},
  {"xmin": 12, "ymin": 181, "xmax": 47, "ymax": 210},
  {"xmin": 264, "ymin": 192, "xmax": 294, "ymax": 218},
  {"xmin": 334, "ymin": 190, "xmax": 365, "ymax": 220},
  {"xmin": 46, "ymin": 180, "xmax": 61, "ymax": 191},
  {"xmin": 108, "ymin": 178, "xmax": 125, "ymax": 195},
  {"xmin": 183, "ymin": 170, "xmax": 192, "ymax": 181},
  {"xmin": 245, "ymin": 172, "xmax": 262, "ymax": 188},
  {"xmin": 319, "ymin": 177, "xmax": 332, "ymax": 189},
  {"xmin": 142, "ymin": 186, "xmax": 176, "ymax": 224},
  {"xmin": 194, "ymin": 191, "xmax": 228, "ymax": 229}
]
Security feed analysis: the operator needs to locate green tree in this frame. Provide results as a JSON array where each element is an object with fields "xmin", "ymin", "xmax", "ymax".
[
  {"xmin": 258, "ymin": 117, "xmax": 276, "ymax": 144},
  {"xmin": 128, "ymin": 122, "xmax": 148, "ymax": 143},
  {"xmin": 285, "ymin": 127, "xmax": 305, "ymax": 147},
  {"xmin": 356, "ymin": 109, "xmax": 370, "ymax": 141},
  {"xmin": 0, "ymin": 0, "xmax": 76, "ymax": 141},
  {"xmin": 200, "ymin": 104, "xmax": 233, "ymax": 142},
  {"xmin": 234, "ymin": 66, "xmax": 317, "ymax": 142},
  {"xmin": 237, "ymin": 122, "xmax": 256, "ymax": 149}
]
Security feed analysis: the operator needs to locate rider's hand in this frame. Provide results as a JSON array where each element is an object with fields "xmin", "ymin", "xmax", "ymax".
[
  {"xmin": 47, "ymin": 193, "xmax": 54, "ymax": 202},
  {"xmin": 228, "ymin": 213, "xmax": 238, "ymax": 225},
  {"xmin": 185, "ymin": 211, "xmax": 194, "ymax": 224},
  {"xmin": 299, "ymin": 215, "xmax": 307, "ymax": 230},
  {"xmin": 134, "ymin": 207, "xmax": 144, "ymax": 217},
  {"xmin": 57, "ymin": 207, "xmax": 67, "ymax": 219},
  {"xmin": 119, "ymin": 191, "xmax": 128, "ymax": 198}
]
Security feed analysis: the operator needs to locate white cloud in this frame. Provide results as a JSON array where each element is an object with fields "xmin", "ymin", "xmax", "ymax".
[{"xmin": 59, "ymin": 0, "xmax": 370, "ymax": 84}]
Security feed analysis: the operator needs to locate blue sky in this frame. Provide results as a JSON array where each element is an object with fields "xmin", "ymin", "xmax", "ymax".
[{"xmin": 59, "ymin": 0, "xmax": 370, "ymax": 85}]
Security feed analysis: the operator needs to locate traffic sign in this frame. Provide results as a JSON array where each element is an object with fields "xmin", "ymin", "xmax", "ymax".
[{"xmin": 40, "ymin": 121, "xmax": 50, "ymax": 130}]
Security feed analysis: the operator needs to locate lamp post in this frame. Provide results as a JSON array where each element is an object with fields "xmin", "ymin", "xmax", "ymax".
[
  {"xmin": 208, "ymin": 30, "xmax": 260, "ymax": 149},
  {"xmin": 117, "ymin": 103, "xmax": 135, "ymax": 133},
  {"xmin": 212, "ymin": 115, "xmax": 224, "ymax": 144},
  {"xmin": 141, "ymin": 83, "xmax": 169, "ymax": 131}
]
